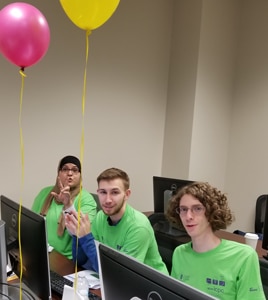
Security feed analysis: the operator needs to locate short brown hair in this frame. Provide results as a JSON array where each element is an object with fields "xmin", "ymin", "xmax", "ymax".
[{"xmin": 97, "ymin": 168, "xmax": 130, "ymax": 190}]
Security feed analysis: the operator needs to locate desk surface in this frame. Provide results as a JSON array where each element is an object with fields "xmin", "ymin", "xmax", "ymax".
[
  {"xmin": 49, "ymin": 251, "xmax": 101, "ymax": 300},
  {"xmin": 215, "ymin": 229, "xmax": 266, "ymax": 258}
]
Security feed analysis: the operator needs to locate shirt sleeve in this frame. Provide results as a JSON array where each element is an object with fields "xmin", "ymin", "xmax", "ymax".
[
  {"xmin": 74, "ymin": 191, "xmax": 97, "ymax": 223},
  {"xmin": 72, "ymin": 233, "xmax": 99, "ymax": 273},
  {"xmin": 119, "ymin": 225, "xmax": 152, "ymax": 263},
  {"xmin": 236, "ymin": 251, "xmax": 265, "ymax": 299},
  {"xmin": 31, "ymin": 187, "xmax": 52, "ymax": 213}
]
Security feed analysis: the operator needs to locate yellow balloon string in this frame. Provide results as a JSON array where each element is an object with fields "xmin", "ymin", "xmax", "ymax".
[
  {"xmin": 18, "ymin": 67, "xmax": 26, "ymax": 300},
  {"xmin": 75, "ymin": 29, "xmax": 92, "ymax": 289}
]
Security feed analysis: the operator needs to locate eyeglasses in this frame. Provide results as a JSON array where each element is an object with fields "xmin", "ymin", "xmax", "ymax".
[
  {"xmin": 176, "ymin": 205, "xmax": 205, "ymax": 216},
  {"xmin": 61, "ymin": 167, "xmax": 80, "ymax": 174}
]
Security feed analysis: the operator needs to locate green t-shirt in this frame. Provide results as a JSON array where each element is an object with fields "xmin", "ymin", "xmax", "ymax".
[
  {"xmin": 32, "ymin": 186, "xmax": 97, "ymax": 259},
  {"xmin": 91, "ymin": 204, "xmax": 169, "ymax": 275},
  {"xmin": 171, "ymin": 239, "xmax": 265, "ymax": 300}
]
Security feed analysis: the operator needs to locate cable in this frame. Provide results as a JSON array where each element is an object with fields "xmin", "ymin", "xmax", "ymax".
[
  {"xmin": 0, "ymin": 282, "xmax": 36, "ymax": 300},
  {"xmin": 0, "ymin": 291, "xmax": 12, "ymax": 300}
]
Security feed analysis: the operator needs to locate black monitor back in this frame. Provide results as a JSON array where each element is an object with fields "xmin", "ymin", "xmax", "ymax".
[
  {"xmin": 0, "ymin": 195, "xmax": 51, "ymax": 300},
  {"xmin": 98, "ymin": 243, "xmax": 218, "ymax": 300},
  {"xmin": 153, "ymin": 176, "xmax": 193, "ymax": 213}
]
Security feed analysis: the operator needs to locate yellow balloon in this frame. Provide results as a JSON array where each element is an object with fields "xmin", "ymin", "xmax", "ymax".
[{"xmin": 60, "ymin": 0, "xmax": 120, "ymax": 31}]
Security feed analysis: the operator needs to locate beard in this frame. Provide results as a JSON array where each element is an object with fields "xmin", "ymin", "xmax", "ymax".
[{"xmin": 104, "ymin": 196, "xmax": 126, "ymax": 217}]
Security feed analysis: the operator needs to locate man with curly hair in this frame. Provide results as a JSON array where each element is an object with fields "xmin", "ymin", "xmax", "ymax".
[{"xmin": 166, "ymin": 181, "xmax": 265, "ymax": 300}]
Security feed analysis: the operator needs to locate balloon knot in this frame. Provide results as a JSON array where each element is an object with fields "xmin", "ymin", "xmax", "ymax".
[{"xmin": 19, "ymin": 68, "xmax": 27, "ymax": 77}]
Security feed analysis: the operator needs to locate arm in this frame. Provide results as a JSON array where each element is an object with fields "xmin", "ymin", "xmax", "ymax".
[
  {"xmin": 72, "ymin": 233, "xmax": 99, "ymax": 273},
  {"xmin": 65, "ymin": 210, "xmax": 99, "ymax": 273},
  {"xmin": 236, "ymin": 251, "xmax": 265, "ymax": 299},
  {"xmin": 119, "ymin": 226, "xmax": 152, "ymax": 263}
]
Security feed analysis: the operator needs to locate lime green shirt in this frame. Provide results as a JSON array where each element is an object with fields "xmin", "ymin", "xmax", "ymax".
[
  {"xmin": 92, "ymin": 204, "xmax": 169, "ymax": 275},
  {"xmin": 32, "ymin": 186, "xmax": 97, "ymax": 259},
  {"xmin": 171, "ymin": 239, "xmax": 265, "ymax": 300}
]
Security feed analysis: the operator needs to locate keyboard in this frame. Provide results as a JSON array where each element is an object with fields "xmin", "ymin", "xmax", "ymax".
[
  {"xmin": 50, "ymin": 269, "xmax": 73, "ymax": 295},
  {"xmin": 50, "ymin": 269, "xmax": 101, "ymax": 299}
]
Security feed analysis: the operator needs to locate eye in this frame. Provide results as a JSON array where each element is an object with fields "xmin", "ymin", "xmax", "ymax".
[
  {"xmin": 111, "ymin": 190, "xmax": 120, "ymax": 195},
  {"xmin": 98, "ymin": 190, "xmax": 107, "ymax": 195},
  {"xmin": 180, "ymin": 207, "xmax": 188, "ymax": 213},
  {"xmin": 193, "ymin": 206, "xmax": 204, "ymax": 213}
]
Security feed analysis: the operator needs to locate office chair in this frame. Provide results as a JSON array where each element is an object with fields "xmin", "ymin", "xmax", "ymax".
[
  {"xmin": 91, "ymin": 193, "xmax": 101, "ymax": 211},
  {"xmin": 259, "ymin": 258, "xmax": 268, "ymax": 298},
  {"xmin": 255, "ymin": 195, "xmax": 268, "ymax": 235},
  {"xmin": 233, "ymin": 194, "xmax": 267, "ymax": 239}
]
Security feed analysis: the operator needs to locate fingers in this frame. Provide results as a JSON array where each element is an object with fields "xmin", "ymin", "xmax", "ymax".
[
  {"xmin": 59, "ymin": 184, "xmax": 70, "ymax": 197},
  {"xmin": 57, "ymin": 176, "xmax": 70, "ymax": 190},
  {"xmin": 65, "ymin": 214, "xmax": 77, "ymax": 235},
  {"xmin": 64, "ymin": 211, "xmax": 90, "ymax": 238},
  {"xmin": 51, "ymin": 191, "xmax": 57, "ymax": 198}
]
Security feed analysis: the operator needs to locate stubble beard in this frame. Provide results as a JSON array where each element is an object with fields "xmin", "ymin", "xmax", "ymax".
[{"xmin": 106, "ymin": 196, "xmax": 126, "ymax": 217}]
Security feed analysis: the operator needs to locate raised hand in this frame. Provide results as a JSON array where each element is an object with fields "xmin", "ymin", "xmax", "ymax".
[
  {"xmin": 51, "ymin": 176, "xmax": 71, "ymax": 209},
  {"xmin": 65, "ymin": 210, "xmax": 91, "ymax": 238}
]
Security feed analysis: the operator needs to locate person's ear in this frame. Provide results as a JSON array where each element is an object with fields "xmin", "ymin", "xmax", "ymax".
[{"xmin": 125, "ymin": 189, "xmax": 131, "ymax": 199}]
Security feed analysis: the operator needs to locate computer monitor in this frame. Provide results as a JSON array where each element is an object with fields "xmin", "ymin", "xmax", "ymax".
[
  {"xmin": 97, "ymin": 243, "xmax": 218, "ymax": 300},
  {"xmin": 153, "ymin": 176, "xmax": 193, "ymax": 213},
  {"xmin": 152, "ymin": 176, "xmax": 193, "ymax": 237},
  {"xmin": 262, "ymin": 199, "xmax": 268, "ymax": 259},
  {"xmin": 0, "ymin": 195, "xmax": 51, "ymax": 300}
]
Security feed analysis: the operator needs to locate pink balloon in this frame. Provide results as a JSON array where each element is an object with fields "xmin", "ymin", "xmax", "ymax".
[{"xmin": 0, "ymin": 2, "xmax": 50, "ymax": 68}]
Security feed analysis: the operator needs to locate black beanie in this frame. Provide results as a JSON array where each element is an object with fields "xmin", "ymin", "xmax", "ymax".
[{"xmin": 58, "ymin": 155, "xmax": 81, "ymax": 172}]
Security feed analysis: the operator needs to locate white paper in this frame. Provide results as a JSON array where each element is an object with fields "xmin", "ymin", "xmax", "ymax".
[
  {"xmin": 48, "ymin": 244, "xmax": 54, "ymax": 252},
  {"xmin": 64, "ymin": 270, "xmax": 100, "ymax": 289}
]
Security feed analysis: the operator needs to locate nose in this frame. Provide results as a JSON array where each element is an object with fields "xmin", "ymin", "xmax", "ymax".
[
  {"xmin": 185, "ymin": 209, "xmax": 194, "ymax": 219},
  {"xmin": 104, "ymin": 192, "xmax": 113, "ymax": 203}
]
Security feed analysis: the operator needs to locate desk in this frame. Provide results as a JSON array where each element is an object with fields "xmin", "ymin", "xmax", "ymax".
[
  {"xmin": 49, "ymin": 250, "xmax": 101, "ymax": 300},
  {"xmin": 144, "ymin": 211, "xmax": 267, "ymax": 258},
  {"xmin": 215, "ymin": 230, "xmax": 267, "ymax": 258}
]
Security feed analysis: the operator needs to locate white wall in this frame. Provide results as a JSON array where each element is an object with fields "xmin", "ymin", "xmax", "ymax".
[
  {"xmin": 190, "ymin": 0, "xmax": 239, "ymax": 188},
  {"xmin": 0, "ymin": 0, "xmax": 173, "ymax": 211},
  {"xmin": 1, "ymin": 0, "xmax": 268, "ymax": 234},
  {"xmin": 225, "ymin": 0, "xmax": 268, "ymax": 232},
  {"xmin": 163, "ymin": 0, "xmax": 268, "ymax": 233},
  {"xmin": 162, "ymin": 0, "xmax": 202, "ymax": 178}
]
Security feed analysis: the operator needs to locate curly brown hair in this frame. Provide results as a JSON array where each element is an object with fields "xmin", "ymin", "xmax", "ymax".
[{"xmin": 166, "ymin": 181, "xmax": 234, "ymax": 231}]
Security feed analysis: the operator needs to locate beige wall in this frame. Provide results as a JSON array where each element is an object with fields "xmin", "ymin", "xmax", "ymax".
[
  {"xmin": 0, "ymin": 0, "xmax": 173, "ymax": 212},
  {"xmin": 162, "ymin": 0, "xmax": 202, "ymax": 178},
  {"xmin": 1, "ymin": 0, "xmax": 268, "ymax": 233},
  {"xmin": 225, "ymin": 0, "xmax": 268, "ymax": 232}
]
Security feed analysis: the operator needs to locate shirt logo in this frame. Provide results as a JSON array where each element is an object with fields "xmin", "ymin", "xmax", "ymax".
[{"xmin": 206, "ymin": 277, "xmax": 225, "ymax": 287}]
